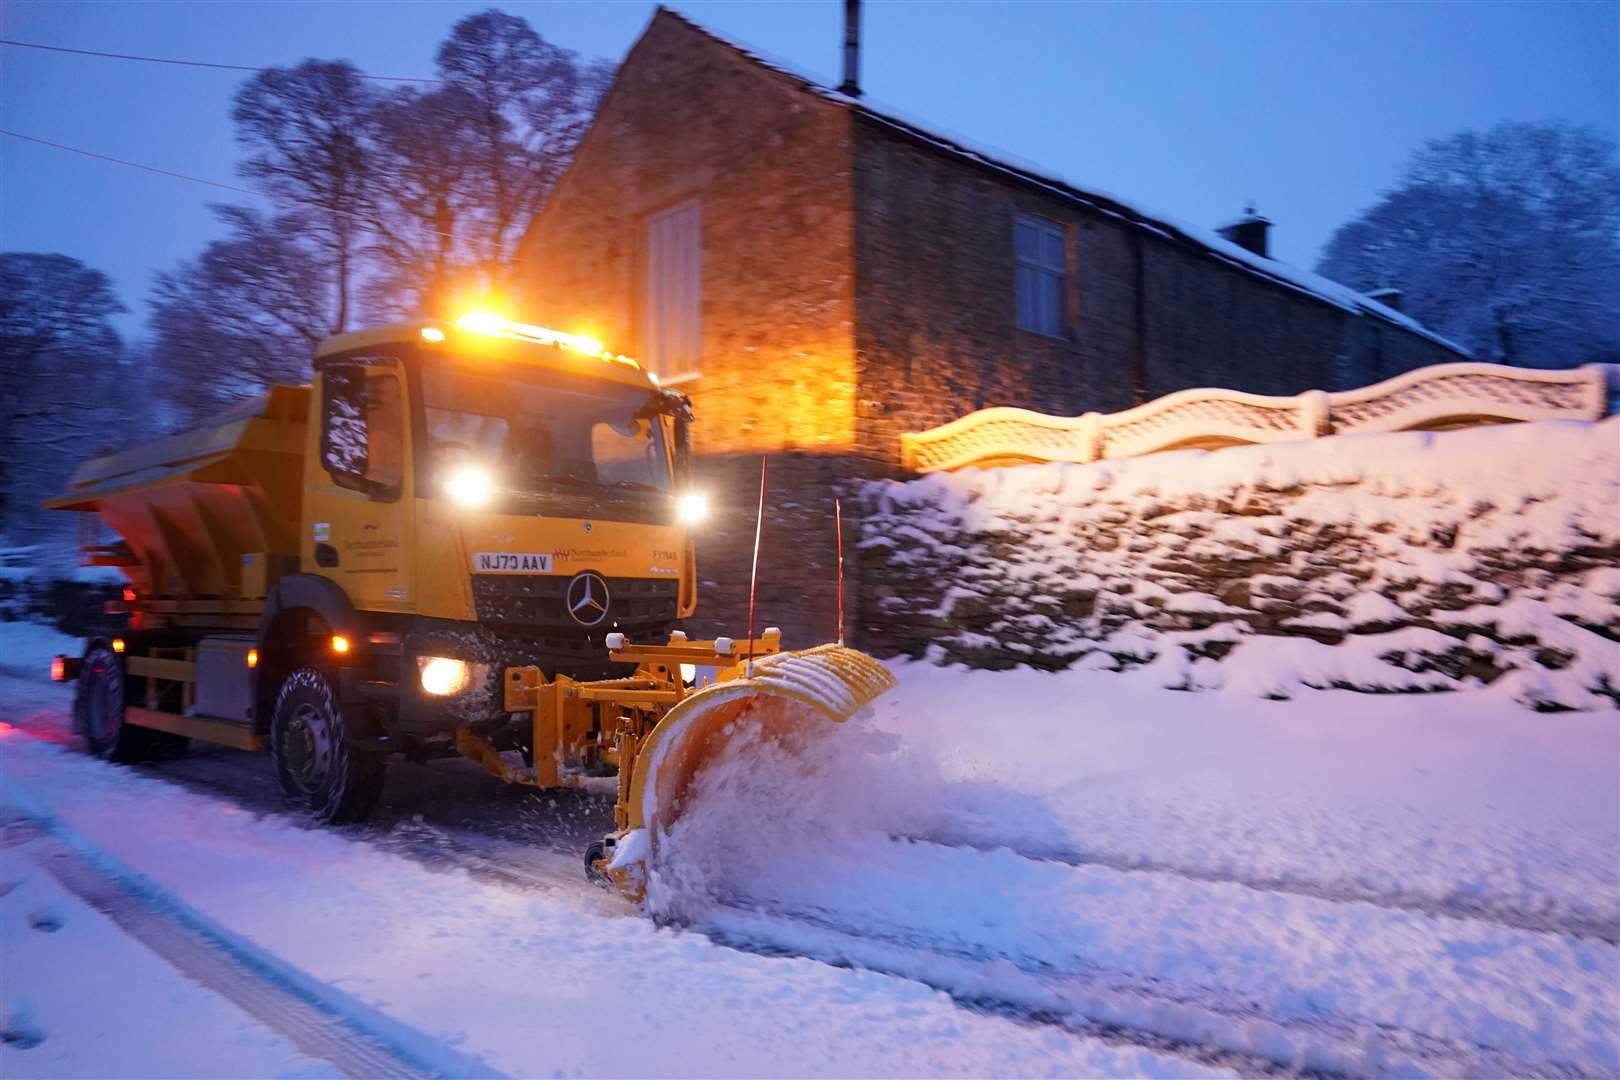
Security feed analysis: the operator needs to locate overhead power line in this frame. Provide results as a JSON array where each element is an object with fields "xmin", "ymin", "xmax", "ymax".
[
  {"xmin": 0, "ymin": 127, "xmax": 457, "ymax": 240},
  {"xmin": 0, "ymin": 37, "xmax": 439, "ymax": 83},
  {"xmin": 1, "ymin": 128, "xmax": 266, "ymax": 197}
]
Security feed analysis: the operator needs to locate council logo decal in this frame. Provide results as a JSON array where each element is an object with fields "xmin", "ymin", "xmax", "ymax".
[{"xmin": 565, "ymin": 571, "xmax": 610, "ymax": 627}]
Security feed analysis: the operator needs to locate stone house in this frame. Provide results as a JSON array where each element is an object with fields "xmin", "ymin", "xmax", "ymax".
[{"xmin": 515, "ymin": 7, "xmax": 1467, "ymax": 646}]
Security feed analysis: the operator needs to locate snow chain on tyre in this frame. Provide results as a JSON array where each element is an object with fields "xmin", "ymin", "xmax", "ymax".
[
  {"xmin": 77, "ymin": 640, "xmax": 150, "ymax": 763},
  {"xmin": 270, "ymin": 667, "xmax": 386, "ymax": 824}
]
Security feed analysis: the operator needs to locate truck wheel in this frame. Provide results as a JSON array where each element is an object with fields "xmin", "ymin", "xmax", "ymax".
[
  {"xmin": 76, "ymin": 641, "xmax": 150, "ymax": 763},
  {"xmin": 269, "ymin": 667, "xmax": 386, "ymax": 824},
  {"xmin": 584, "ymin": 841, "xmax": 609, "ymax": 885}
]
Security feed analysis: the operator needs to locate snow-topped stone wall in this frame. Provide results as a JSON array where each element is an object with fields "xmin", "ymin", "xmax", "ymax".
[{"xmin": 857, "ymin": 418, "xmax": 1620, "ymax": 710}]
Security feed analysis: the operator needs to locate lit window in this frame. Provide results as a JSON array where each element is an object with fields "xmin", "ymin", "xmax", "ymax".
[
  {"xmin": 642, "ymin": 199, "xmax": 703, "ymax": 382},
  {"xmin": 1014, "ymin": 214, "xmax": 1066, "ymax": 337}
]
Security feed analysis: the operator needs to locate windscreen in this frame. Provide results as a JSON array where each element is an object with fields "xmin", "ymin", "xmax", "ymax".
[{"xmin": 421, "ymin": 365, "xmax": 671, "ymax": 496}]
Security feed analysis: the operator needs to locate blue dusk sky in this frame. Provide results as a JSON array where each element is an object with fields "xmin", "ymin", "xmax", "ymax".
[{"xmin": 2, "ymin": 0, "xmax": 1616, "ymax": 339}]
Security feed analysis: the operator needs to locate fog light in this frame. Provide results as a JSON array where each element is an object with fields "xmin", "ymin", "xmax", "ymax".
[
  {"xmin": 676, "ymin": 491, "xmax": 709, "ymax": 525},
  {"xmin": 418, "ymin": 656, "xmax": 471, "ymax": 697}
]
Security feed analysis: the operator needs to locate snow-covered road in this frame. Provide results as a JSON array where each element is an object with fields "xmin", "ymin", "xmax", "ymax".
[{"xmin": 2, "ymin": 622, "xmax": 1616, "ymax": 1078}]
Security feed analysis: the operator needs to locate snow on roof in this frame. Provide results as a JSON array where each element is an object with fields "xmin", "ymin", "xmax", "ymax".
[
  {"xmin": 656, "ymin": 7, "xmax": 1470, "ymax": 357},
  {"xmin": 1215, "ymin": 208, "xmax": 1273, "ymax": 230}
]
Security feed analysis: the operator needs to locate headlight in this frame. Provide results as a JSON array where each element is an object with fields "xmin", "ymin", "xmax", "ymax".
[
  {"xmin": 676, "ymin": 491, "xmax": 709, "ymax": 525},
  {"xmin": 444, "ymin": 465, "xmax": 495, "ymax": 509},
  {"xmin": 418, "ymin": 656, "xmax": 470, "ymax": 696}
]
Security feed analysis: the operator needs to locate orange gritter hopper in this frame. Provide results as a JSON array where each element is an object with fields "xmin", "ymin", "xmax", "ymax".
[{"xmin": 45, "ymin": 386, "xmax": 309, "ymax": 606}]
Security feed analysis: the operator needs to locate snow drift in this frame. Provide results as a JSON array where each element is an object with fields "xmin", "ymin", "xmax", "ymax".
[{"xmin": 859, "ymin": 417, "xmax": 1620, "ymax": 709}]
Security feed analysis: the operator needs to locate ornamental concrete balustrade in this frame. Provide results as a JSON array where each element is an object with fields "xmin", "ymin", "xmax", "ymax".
[{"xmin": 899, "ymin": 362, "xmax": 1613, "ymax": 473}]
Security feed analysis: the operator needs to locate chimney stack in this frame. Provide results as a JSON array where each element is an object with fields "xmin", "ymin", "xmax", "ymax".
[
  {"xmin": 839, "ymin": 0, "xmax": 862, "ymax": 97},
  {"xmin": 1365, "ymin": 287, "xmax": 1403, "ymax": 312},
  {"xmin": 1216, "ymin": 203, "xmax": 1271, "ymax": 259}
]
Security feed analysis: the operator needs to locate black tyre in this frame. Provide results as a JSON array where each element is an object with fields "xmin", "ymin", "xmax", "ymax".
[
  {"xmin": 584, "ymin": 840, "xmax": 610, "ymax": 886},
  {"xmin": 75, "ymin": 641, "xmax": 151, "ymax": 762},
  {"xmin": 269, "ymin": 667, "xmax": 386, "ymax": 824}
]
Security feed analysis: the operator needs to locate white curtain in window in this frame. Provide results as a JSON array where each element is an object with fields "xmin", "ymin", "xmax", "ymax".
[{"xmin": 643, "ymin": 199, "xmax": 703, "ymax": 379}]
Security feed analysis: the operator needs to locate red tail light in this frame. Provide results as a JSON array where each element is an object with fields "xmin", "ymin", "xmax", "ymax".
[{"xmin": 123, "ymin": 586, "xmax": 136, "ymax": 603}]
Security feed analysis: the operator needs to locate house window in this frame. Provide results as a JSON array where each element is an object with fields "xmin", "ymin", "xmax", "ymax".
[
  {"xmin": 642, "ymin": 199, "xmax": 702, "ymax": 381},
  {"xmin": 1014, "ymin": 214, "xmax": 1066, "ymax": 337}
]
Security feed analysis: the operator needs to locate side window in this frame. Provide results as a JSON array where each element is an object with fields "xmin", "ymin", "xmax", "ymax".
[
  {"xmin": 321, "ymin": 363, "xmax": 403, "ymax": 499},
  {"xmin": 1014, "ymin": 214, "xmax": 1067, "ymax": 337}
]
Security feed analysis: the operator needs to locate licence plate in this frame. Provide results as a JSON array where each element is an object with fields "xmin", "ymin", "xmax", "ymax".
[{"xmin": 473, "ymin": 552, "xmax": 553, "ymax": 574}]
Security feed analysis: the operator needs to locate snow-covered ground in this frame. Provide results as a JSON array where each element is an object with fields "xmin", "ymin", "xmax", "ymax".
[
  {"xmin": 662, "ymin": 662, "xmax": 1620, "ymax": 1075},
  {"xmin": 2, "ymin": 619, "xmax": 1616, "ymax": 1077},
  {"xmin": 0, "ymin": 846, "xmax": 333, "ymax": 1078}
]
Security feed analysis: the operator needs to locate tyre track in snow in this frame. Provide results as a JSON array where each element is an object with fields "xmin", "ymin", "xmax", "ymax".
[
  {"xmin": 3, "ymin": 710, "xmax": 615, "ymax": 900},
  {"xmin": 656, "ymin": 817, "xmax": 1614, "ymax": 1080},
  {"xmin": 696, "ymin": 898, "xmax": 1319, "ymax": 1079},
  {"xmin": 897, "ymin": 833, "xmax": 1620, "ymax": 945},
  {"xmin": 691, "ymin": 885, "xmax": 1592, "ymax": 1080},
  {"xmin": 0, "ymin": 806, "xmax": 504, "ymax": 1080}
]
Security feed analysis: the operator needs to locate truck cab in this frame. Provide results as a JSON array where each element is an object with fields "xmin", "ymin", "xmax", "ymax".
[{"xmin": 51, "ymin": 314, "xmax": 709, "ymax": 822}]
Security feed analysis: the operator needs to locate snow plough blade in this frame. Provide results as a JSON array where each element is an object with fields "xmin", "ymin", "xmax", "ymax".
[{"xmin": 598, "ymin": 643, "xmax": 896, "ymax": 900}]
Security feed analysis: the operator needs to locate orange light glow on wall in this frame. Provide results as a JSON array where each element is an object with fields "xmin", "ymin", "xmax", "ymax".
[
  {"xmin": 246, "ymin": 648, "xmax": 259, "ymax": 669},
  {"xmin": 111, "ymin": 638, "xmax": 126, "ymax": 653},
  {"xmin": 330, "ymin": 635, "xmax": 351, "ymax": 655},
  {"xmin": 50, "ymin": 656, "xmax": 65, "ymax": 682}
]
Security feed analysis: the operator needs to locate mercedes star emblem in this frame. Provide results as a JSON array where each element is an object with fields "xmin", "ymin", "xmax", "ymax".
[{"xmin": 565, "ymin": 571, "xmax": 610, "ymax": 627}]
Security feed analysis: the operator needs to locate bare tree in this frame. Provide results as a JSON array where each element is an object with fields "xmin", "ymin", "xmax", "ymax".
[
  {"xmin": 150, "ymin": 10, "xmax": 613, "ymax": 416},
  {"xmin": 1319, "ymin": 121, "xmax": 1620, "ymax": 367},
  {"xmin": 361, "ymin": 86, "xmax": 481, "ymax": 319},
  {"xmin": 433, "ymin": 10, "xmax": 612, "ymax": 294},
  {"xmin": 0, "ymin": 253, "xmax": 129, "ymax": 541},
  {"xmin": 148, "ymin": 206, "xmax": 336, "ymax": 420},
  {"xmin": 233, "ymin": 60, "xmax": 378, "ymax": 333}
]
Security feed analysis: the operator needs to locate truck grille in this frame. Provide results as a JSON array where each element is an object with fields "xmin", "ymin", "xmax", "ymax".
[{"xmin": 470, "ymin": 574, "xmax": 678, "ymax": 630}]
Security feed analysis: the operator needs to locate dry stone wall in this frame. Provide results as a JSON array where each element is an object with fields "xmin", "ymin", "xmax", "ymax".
[{"xmin": 857, "ymin": 418, "xmax": 1620, "ymax": 710}]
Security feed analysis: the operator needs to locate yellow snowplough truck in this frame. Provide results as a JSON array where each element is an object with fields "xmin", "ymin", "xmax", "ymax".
[{"xmin": 46, "ymin": 314, "xmax": 892, "ymax": 897}]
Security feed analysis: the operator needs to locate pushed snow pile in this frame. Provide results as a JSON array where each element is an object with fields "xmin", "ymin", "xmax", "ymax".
[
  {"xmin": 648, "ymin": 665, "xmax": 1620, "ymax": 1077},
  {"xmin": 860, "ymin": 418, "xmax": 1620, "ymax": 709}
]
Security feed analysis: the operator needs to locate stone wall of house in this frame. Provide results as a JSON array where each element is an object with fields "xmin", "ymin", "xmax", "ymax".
[
  {"xmin": 515, "ymin": 11, "xmax": 859, "ymax": 461},
  {"xmin": 850, "ymin": 120, "xmax": 1140, "ymax": 471},
  {"xmin": 514, "ymin": 12, "xmax": 869, "ymax": 646},
  {"xmin": 1139, "ymin": 241, "xmax": 1352, "ymax": 397},
  {"xmin": 680, "ymin": 451, "xmax": 867, "ymax": 646},
  {"xmin": 855, "ymin": 418, "xmax": 1620, "ymax": 711},
  {"xmin": 848, "ymin": 118, "xmax": 1465, "ymax": 470}
]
